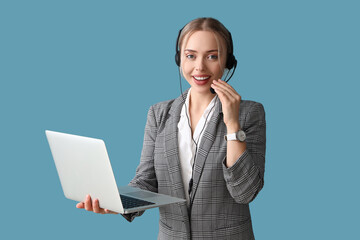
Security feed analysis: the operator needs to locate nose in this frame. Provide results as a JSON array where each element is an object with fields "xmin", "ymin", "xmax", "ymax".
[{"xmin": 195, "ymin": 57, "xmax": 205, "ymax": 71}]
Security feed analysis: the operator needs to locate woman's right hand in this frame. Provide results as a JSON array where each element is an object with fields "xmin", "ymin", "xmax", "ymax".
[{"xmin": 76, "ymin": 194, "xmax": 118, "ymax": 214}]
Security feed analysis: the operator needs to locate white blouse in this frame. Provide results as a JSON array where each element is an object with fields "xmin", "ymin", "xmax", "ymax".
[{"xmin": 177, "ymin": 88, "xmax": 217, "ymax": 205}]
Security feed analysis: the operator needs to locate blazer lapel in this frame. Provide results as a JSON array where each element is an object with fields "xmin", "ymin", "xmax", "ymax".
[
  {"xmin": 163, "ymin": 91, "xmax": 223, "ymax": 215},
  {"xmin": 189, "ymin": 98, "xmax": 223, "ymax": 204},
  {"xmin": 164, "ymin": 91, "xmax": 187, "ymax": 200}
]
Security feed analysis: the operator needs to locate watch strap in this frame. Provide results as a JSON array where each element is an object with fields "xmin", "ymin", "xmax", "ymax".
[
  {"xmin": 224, "ymin": 132, "xmax": 237, "ymax": 141},
  {"xmin": 225, "ymin": 130, "xmax": 246, "ymax": 142}
]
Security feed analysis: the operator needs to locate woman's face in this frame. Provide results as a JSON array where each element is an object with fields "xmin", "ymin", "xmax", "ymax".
[{"xmin": 181, "ymin": 30, "xmax": 227, "ymax": 95}]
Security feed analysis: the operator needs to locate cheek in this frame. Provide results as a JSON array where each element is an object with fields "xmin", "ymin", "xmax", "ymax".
[
  {"xmin": 210, "ymin": 64, "xmax": 224, "ymax": 77},
  {"xmin": 181, "ymin": 63, "xmax": 193, "ymax": 78}
]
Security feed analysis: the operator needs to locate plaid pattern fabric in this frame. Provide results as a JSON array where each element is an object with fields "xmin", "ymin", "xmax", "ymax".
[{"xmin": 126, "ymin": 90, "xmax": 266, "ymax": 240}]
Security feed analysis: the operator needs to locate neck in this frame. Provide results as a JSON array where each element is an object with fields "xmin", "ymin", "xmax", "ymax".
[{"xmin": 189, "ymin": 89, "xmax": 215, "ymax": 111}]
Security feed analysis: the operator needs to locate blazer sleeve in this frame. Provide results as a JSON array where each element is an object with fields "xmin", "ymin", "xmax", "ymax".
[
  {"xmin": 121, "ymin": 105, "xmax": 159, "ymax": 222},
  {"xmin": 222, "ymin": 102, "xmax": 266, "ymax": 204},
  {"xmin": 128, "ymin": 105, "xmax": 158, "ymax": 192}
]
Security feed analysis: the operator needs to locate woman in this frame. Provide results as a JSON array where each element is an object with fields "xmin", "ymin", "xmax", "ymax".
[{"xmin": 77, "ymin": 17, "xmax": 266, "ymax": 240}]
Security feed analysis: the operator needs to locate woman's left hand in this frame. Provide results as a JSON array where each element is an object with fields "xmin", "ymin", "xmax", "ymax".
[{"xmin": 211, "ymin": 79, "xmax": 241, "ymax": 132}]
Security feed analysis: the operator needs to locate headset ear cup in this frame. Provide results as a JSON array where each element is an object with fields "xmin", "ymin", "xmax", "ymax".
[
  {"xmin": 226, "ymin": 54, "xmax": 236, "ymax": 69},
  {"xmin": 175, "ymin": 52, "xmax": 180, "ymax": 67},
  {"xmin": 175, "ymin": 28, "xmax": 183, "ymax": 67}
]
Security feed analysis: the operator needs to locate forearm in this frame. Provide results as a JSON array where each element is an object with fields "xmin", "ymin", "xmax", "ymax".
[
  {"xmin": 222, "ymin": 102, "xmax": 266, "ymax": 204},
  {"xmin": 225, "ymin": 123, "xmax": 246, "ymax": 168}
]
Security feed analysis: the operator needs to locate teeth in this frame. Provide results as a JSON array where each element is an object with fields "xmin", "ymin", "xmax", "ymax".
[{"xmin": 194, "ymin": 76, "xmax": 210, "ymax": 81}]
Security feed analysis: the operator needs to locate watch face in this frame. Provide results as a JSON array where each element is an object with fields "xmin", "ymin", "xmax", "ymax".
[{"xmin": 237, "ymin": 130, "xmax": 246, "ymax": 141}]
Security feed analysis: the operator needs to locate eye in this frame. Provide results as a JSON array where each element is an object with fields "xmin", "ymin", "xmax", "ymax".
[
  {"xmin": 186, "ymin": 54, "xmax": 195, "ymax": 60},
  {"xmin": 208, "ymin": 54, "xmax": 218, "ymax": 60}
]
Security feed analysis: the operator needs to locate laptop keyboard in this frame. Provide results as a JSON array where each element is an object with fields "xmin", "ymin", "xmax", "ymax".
[{"xmin": 120, "ymin": 194, "xmax": 155, "ymax": 209}]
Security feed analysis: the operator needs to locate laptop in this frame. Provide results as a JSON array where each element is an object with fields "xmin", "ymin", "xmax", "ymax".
[{"xmin": 45, "ymin": 130, "xmax": 186, "ymax": 214}]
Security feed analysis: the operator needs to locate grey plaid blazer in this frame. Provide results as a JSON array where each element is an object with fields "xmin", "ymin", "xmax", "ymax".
[{"xmin": 123, "ymin": 90, "xmax": 266, "ymax": 240}]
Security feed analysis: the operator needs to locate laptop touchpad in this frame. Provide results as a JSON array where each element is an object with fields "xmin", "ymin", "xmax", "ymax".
[{"xmin": 126, "ymin": 191, "xmax": 158, "ymax": 199}]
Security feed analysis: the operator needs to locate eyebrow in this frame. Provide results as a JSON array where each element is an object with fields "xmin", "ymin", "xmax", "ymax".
[{"xmin": 184, "ymin": 49, "xmax": 218, "ymax": 53}]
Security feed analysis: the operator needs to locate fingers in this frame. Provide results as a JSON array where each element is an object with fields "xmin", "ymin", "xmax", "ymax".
[
  {"xmin": 84, "ymin": 194, "xmax": 93, "ymax": 211},
  {"xmin": 211, "ymin": 79, "xmax": 241, "ymax": 128},
  {"xmin": 77, "ymin": 194, "xmax": 118, "ymax": 214},
  {"xmin": 76, "ymin": 202, "xmax": 84, "ymax": 209},
  {"xmin": 92, "ymin": 198, "xmax": 103, "ymax": 214},
  {"xmin": 211, "ymin": 79, "xmax": 236, "ymax": 97},
  {"xmin": 211, "ymin": 79, "xmax": 241, "ymax": 102},
  {"xmin": 104, "ymin": 209, "xmax": 118, "ymax": 214}
]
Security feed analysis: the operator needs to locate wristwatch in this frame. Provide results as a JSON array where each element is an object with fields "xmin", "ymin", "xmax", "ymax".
[{"xmin": 224, "ymin": 130, "xmax": 246, "ymax": 142}]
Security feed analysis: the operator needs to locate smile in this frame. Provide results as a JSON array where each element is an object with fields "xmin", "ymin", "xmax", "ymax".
[
  {"xmin": 193, "ymin": 76, "xmax": 210, "ymax": 81},
  {"xmin": 192, "ymin": 75, "xmax": 211, "ymax": 86}
]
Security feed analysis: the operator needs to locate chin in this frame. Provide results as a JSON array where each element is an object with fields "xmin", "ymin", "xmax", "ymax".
[{"xmin": 191, "ymin": 85, "xmax": 212, "ymax": 94}]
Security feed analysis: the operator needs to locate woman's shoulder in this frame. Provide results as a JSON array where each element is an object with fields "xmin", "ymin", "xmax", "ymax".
[
  {"xmin": 239, "ymin": 99, "xmax": 266, "ymax": 122},
  {"xmin": 240, "ymin": 99, "xmax": 265, "ymax": 110},
  {"xmin": 150, "ymin": 98, "xmax": 177, "ymax": 113},
  {"xmin": 146, "ymin": 97, "xmax": 180, "ymax": 127}
]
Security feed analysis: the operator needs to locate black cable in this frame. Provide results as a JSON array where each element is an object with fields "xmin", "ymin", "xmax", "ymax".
[{"xmin": 178, "ymin": 67, "xmax": 218, "ymax": 196}]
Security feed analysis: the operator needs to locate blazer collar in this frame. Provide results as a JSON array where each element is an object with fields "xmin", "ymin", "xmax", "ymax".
[{"xmin": 169, "ymin": 89, "xmax": 223, "ymax": 117}]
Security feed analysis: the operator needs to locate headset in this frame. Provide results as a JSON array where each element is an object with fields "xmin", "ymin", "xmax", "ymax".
[{"xmin": 175, "ymin": 27, "xmax": 238, "ymax": 93}]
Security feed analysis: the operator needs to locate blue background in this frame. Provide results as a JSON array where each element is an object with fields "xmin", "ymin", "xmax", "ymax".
[{"xmin": 1, "ymin": 0, "xmax": 359, "ymax": 239}]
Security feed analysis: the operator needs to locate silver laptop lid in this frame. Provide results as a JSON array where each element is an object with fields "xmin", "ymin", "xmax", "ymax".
[{"xmin": 45, "ymin": 130, "xmax": 125, "ymax": 213}]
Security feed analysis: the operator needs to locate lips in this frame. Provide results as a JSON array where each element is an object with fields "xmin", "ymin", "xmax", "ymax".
[{"xmin": 192, "ymin": 75, "xmax": 211, "ymax": 86}]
